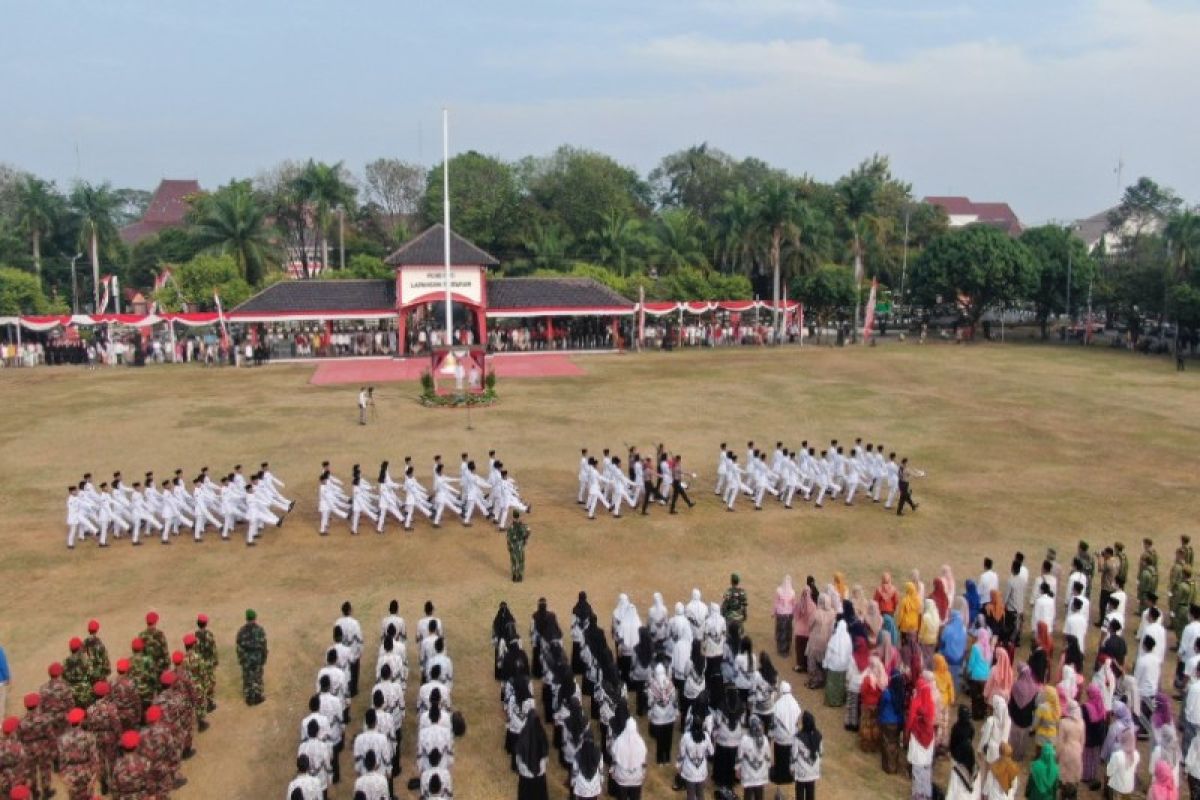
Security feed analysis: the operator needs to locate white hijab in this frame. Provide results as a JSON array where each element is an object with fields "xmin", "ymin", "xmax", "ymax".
[
  {"xmin": 823, "ymin": 621, "xmax": 852, "ymax": 672},
  {"xmin": 649, "ymin": 593, "xmax": 668, "ymax": 624},
  {"xmin": 618, "ymin": 599, "xmax": 642, "ymax": 646},
  {"xmin": 772, "ymin": 682, "xmax": 801, "ymax": 736},
  {"xmin": 686, "ymin": 589, "xmax": 707, "ymax": 625},
  {"xmin": 612, "ymin": 717, "xmax": 647, "ymax": 768}
]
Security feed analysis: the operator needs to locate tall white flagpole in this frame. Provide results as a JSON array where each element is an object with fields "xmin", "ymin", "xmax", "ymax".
[{"xmin": 442, "ymin": 108, "xmax": 453, "ymax": 347}]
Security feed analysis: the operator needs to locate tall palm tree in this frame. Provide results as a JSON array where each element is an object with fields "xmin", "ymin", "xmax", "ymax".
[
  {"xmin": 757, "ymin": 179, "xmax": 804, "ymax": 334},
  {"xmin": 713, "ymin": 186, "xmax": 762, "ymax": 274},
  {"xmin": 653, "ymin": 209, "xmax": 708, "ymax": 272},
  {"xmin": 587, "ymin": 210, "xmax": 647, "ymax": 276},
  {"xmin": 835, "ymin": 171, "xmax": 882, "ymax": 341},
  {"xmin": 189, "ymin": 181, "xmax": 273, "ymax": 285},
  {"xmin": 13, "ymin": 176, "xmax": 63, "ymax": 283},
  {"xmin": 523, "ymin": 221, "xmax": 573, "ymax": 271},
  {"xmin": 1165, "ymin": 209, "xmax": 1200, "ymax": 352},
  {"xmin": 298, "ymin": 161, "xmax": 356, "ymax": 270},
  {"xmin": 70, "ymin": 182, "xmax": 120, "ymax": 310}
]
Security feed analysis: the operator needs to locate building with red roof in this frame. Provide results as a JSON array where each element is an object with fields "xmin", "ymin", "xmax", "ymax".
[
  {"xmin": 923, "ymin": 195, "xmax": 1023, "ymax": 236},
  {"xmin": 119, "ymin": 179, "xmax": 202, "ymax": 245}
]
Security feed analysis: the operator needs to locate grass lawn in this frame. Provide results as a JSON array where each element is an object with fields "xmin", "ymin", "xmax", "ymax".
[{"xmin": 0, "ymin": 341, "xmax": 1196, "ymax": 799}]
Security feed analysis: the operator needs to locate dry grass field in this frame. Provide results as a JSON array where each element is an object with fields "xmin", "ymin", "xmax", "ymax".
[{"xmin": 0, "ymin": 342, "xmax": 1197, "ymax": 799}]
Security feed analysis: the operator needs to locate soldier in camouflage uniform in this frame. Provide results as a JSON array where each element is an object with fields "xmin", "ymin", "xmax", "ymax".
[
  {"xmin": 236, "ymin": 609, "xmax": 268, "ymax": 705},
  {"xmin": 155, "ymin": 670, "xmax": 194, "ymax": 760},
  {"xmin": 0, "ymin": 716, "xmax": 29, "ymax": 799},
  {"xmin": 1172, "ymin": 565, "xmax": 1195, "ymax": 642},
  {"xmin": 63, "ymin": 638, "xmax": 94, "ymax": 709},
  {"xmin": 82, "ymin": 620, "xmax": 111, "ymax": 687},
  {"xmin": 1139, "ymin": 553, "xmax": 1160, "ymax": 615},
  {"xmin": 110, "ymin": 660, "xmax": 143, "ymax": 732},
  {"xmin": 182, "ymin": 635, "xmax": 212, "ymax": 728},
  {"xmin": 1183, "ymin": 535, "xmax": 1195, "ymax": 568},
  {"xmin": 111, "ymin": 731, "xmax": 154, "ymax": 800},
  {"xmin": 170, "ymin": 651, "xmax": 204, "ymax": 732},
  {"xmin": 506, "ymin": 511, "xmax": 531, "ymax": 583},
  {"xmin": 58, "ymin": 707, "xmax": 100, "ymax": 800},
  {"xmin": 193, "ymin": 614, "xmax": 218, "ymax": 713},
  {"xmin": 140, "ymin": 705, "xmax": 183, "ymax": 794},
  {"xmin": 721, "ymin": 573, "xmax": 749, "ymax": 627},
  {"xmin": 138, "ymin": 612, "xmax": 170, "ymax": 679},
  {"xmin": 83, "ymin": 681, "xmax": 122, "ymax": 795},
  {"xmin": 1115, "ymin": 541, "xmax": 1130, "ymax": 590},
  {"xmin": 15, "ymin": 695, "xmax": 55, "ymax": 800},
  {"xmin": 39, "ymin": 663, "xmax": 74, "ymax": 739},
  {"xmin": 129, "ymin": 639, "xmax": 158, "ymax": 708},
  {"xmin": 1074, "ymin": 540, "xmax": 1095, "ymax": 598}
]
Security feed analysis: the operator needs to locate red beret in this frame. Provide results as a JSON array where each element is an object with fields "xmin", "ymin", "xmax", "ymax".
[
  {"xmin": 93, "ymin": 681, "xmax": 110, "ymax": 697},
  {"xmin": 68, "ymin": 638, "xmax": 82, "ymax": 652},
  {"xmin": 87, "ymin": 619, "xmax": 100, "ymax": 634},
  {"xmin": 23, "ymin": 694, "xmax": 39, "ymax": 710},
  {"xmin": 2, "ymin": 717, "xmax": 18, "ymax": 735},
  {"xmin": 10, "ymin": 786, "xmax": 32, "ymax": 800},
  {"xmin": 145, "ymin": 611, "xmax": 159, "ymax": 626},
  {"xmin": 48, "ymin": 663, "xmax": 63, "ymax": 678},
  {"xmin": 67, "ymin": 708, "xmax": 85, "ymax": 726},
  {"xmin": 131, "ymin": 638, "xmax": 144, "ymax": 652},
  {"xmin": 196, "ymin": 614, "xmax": 208, "ymax": 625},
  {"xmin": 120, "ymin": 731, "xmax": 140, "ymax": 750},
  {"xmin": 144, "ymin": 706, "xmax": 162, "ymax": 724},
  {"xmin": 116, "ymin": 659, "xmax": 130, "ymax": 674},
  {"xmin": 171, "ymin": 651, "xmax": 184, "ymax": 665},
  {"xmin": 182, "ymin": 634, "xmax": 197, "ymax": 647},
  {"xmin": 160, "ymin": 671, "xmax": 176, "ymax": 687}
]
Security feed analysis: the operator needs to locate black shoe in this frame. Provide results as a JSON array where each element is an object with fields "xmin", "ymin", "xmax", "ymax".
[
  {"xmin": 289, "ymin": 501, "xmax": 296, "ymax": 512},
  {"xmin": 198, "ymin": 720, "xmax": 209, "ymax": 732}
]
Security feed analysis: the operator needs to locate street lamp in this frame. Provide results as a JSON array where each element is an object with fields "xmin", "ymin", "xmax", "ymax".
[
  {"xmin": 336, "ymin": 205, "xmax": 346, "ymax": 270},
  {"xmin": 69, "ymin": 252, "xmax": 84, "ymax": 314}
]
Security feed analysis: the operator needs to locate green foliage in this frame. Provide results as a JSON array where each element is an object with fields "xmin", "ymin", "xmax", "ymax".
[
  {"xmin": 910, "ymin": 225, "xmax": 1037, "ymax": 325},
  {"xmin": 188, "ymin": 180, "xmax": 273, "ymax": 285},
  {"xmin": 154, "ymin": 253, "xmax": 251, "ymax": 312},
  {"xmin": 485, "ymin": 369, "xmax": 497, "ymax": 392},
  {"xmin": 422, "ymin": 152, "xmax": 522, "ymax": 254},
  {"xmin": 523, "ymin": 221, "xmax": 573, "ymax": 271},
  {"xmin": 519, "ymin": 145, "xmax": 649, "ymax": 245},
  {"xmin": 69, "ymin": 181, "xmax": 125, "ymax": 271},
  {"xmin": 128, "ymin": 227, "xmax": 201, "ymax": 289},
  {"xmin": 652, "ymin": 208, "xmax": 709, "ymax": 272},
  {"xmin": 0, "ymin": 265, "xmax": 64, "ymax": 314},
  {"xmin": 793, "ymin": 264, "xmax": 856, "ymax": 322},
  {"xmin": 323, "ymin": 254, "xmax": 391, "ymax": 280},
  {"xmin": 1020, "ymin": 225, "xmax": 1096, "ymax": 337},
  {"xmin": 419, "ymin": 369, "xmax": 435, "ymax": 398},
  {"xmin": 586, "ymin": 210, "xmax": 651, "ymax": 275}
]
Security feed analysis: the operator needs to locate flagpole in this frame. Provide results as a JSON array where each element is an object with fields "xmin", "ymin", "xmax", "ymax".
[{"xmin": 442, "ymin": 108, "xmax": 453, "ymax": 348}]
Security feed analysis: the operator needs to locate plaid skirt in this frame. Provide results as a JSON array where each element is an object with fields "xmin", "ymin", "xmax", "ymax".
[
  {"xmin": 881, "ymin": 723, "xmax": 902, "ymax": 773},
  {"xmin": 1081, "ymin": 745, "xmax": 1100, "ymax": 783},
  {"xmin": 845, "ymin": 690, "xmax": 861, "ymax": 728},
  {"xmin": 824, "ymin": 669, "xmax": 847, "ymax": 707},
  {"xmin": 859, "ymin": 703, "xmax": 880, "ymax": 752},
  {"xmin": 775, "ymin": 614, "xmax": 793, "ymax": 656}
]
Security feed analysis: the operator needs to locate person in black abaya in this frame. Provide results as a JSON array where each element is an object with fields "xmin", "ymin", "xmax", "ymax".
[{"xmin": 515, "ymin": 709, "xmax": 550, "ymax": 800}]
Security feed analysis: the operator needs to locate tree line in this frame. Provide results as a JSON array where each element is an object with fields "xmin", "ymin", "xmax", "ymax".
[{"xmin": 0, "ymin": 148, "xmax": 1196, "ymax": 348}]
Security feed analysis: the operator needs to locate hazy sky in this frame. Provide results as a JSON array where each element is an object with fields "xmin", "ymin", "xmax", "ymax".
[{"xmin": 2, "ymin": 0, "xmax": 1196, "ymax": 224}]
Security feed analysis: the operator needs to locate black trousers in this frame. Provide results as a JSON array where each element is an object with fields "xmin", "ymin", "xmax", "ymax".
[
  {"xmin": 614, "ymin": 786, "xmax": 642, "ymax": 800},
  {"xmin": 641, "ymin": 481, "xmax": 660, "ymax": 513},
  {"xmin": 349, "ymin": 659, "xmax": 360, "ymax": 697},
  {"xmin": 650, "ymin": 722, "xmax": 674, "ymax": 763},
  {"xmin": 1098, "ymin": 590, "xmax": 1112, "ymax": 625},
  {"xmin": 896, "ymin": 481, "xmax": 916, "ymax": 513},
  {"xmin": 795, "ymin": 781, "xmax": 815, "ymax": 800},
  {"xmin": 670, "ymin": 481, "xmax": 692, "ymax": 511}
]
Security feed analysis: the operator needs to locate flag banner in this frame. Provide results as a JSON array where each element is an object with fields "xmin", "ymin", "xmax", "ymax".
[
  {"xmin": 97, "ymin": 275, "xmax": 113, "ymax": 314},
  {"xmin": 214, "ymin": 290, "xmax": 230, "ymax": 347},
  {"xmin": 862, "ymin": 279, "xmax": 878, "ymax": 343}
]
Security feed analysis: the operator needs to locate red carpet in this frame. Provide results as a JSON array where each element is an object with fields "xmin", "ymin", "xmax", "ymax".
[{"xmin": 309, "ymin": 353, "xmax": 586, "ymax": 385}]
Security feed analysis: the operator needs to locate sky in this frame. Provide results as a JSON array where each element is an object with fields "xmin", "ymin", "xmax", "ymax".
[{"xmin": 1, "ymin": 0, "xmax": 1197, "ymax": 225}]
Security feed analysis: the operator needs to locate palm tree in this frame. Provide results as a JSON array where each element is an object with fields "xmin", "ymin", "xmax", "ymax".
[
  {"xmin": 1165, "ymin": 209, "xmax": 1200, "ymax": 352},
  {"xmin": 13, "ymin": 176, "xmax": 63, "ymax": 283},
  {"xmin": 653, "ymin": 208, "xmax": 708, "ymax": 272},
  {"xmin": 757, "ymin": 179, "xmax": 804, "ymax": 335},
  {"xmin": 524, "ymin": 221, "xmax": 573, "ymax": 271},
  {"xmin": 835, "ymin": 171, "xmax": 882, "ymax": 341},
  {"xmin": 713, "ymin": 186, "xmax": 762, "ymax": 274},
  {"xmin": 70, "ymin": 182, "xmax": 120, "ymax": 310},
  {"xmin": 298, "ymin": 161, "xmax": 356, "ymax": 270},
  {"xmin": 189, "ymin": 181, "xmax": 273, "ymax": 285},
  {"xmin": 587, "ymin": 210, "xmax": 647, "ymax": 275}
]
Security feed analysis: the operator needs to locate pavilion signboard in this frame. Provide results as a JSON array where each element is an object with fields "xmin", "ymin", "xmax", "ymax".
[{"xmin": 396, "ymin": 264, "xmax": 484, "ymax": 308}]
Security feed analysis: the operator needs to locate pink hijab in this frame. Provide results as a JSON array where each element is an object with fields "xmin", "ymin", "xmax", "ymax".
[
  {"xmin": 774, "ymin": 575, "xmax": 797, "ymax": 616},
  {"xmin": 984, "ymin": 647, "xmax": 1014, "ymax": 702},
  {"xmin": 1150, "ymin": 758, "xmax": 1178, "ymax": 800}
]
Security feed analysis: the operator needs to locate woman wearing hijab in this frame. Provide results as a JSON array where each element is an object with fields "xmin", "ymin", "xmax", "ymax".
[
  {"xmin": 931, "ymin": 655, "xmax": 957, "ymax": 750},
  {"xmin": 571, "ymin": 735, "xmax": 605, "ymax": 799},
  {"xmin": 983, "ymin": 647, "xmax": 1014, "ymax": 705},
  {"xmin": 983, "ymin": 588, "xmax": 1008, "ymax": 641},
  {"xmin": 1033, "ymin": 685, "xmax": 1062, "ymax": 751},
  {"xmin": 1149, "ymin": 759, "xmax": 1180, "ymax": 800},
  {"xmin": 806, "ymin": 595, "xmax": 836, "ymax": 690},
  {"xmin": 917, "ymin": 599, "xmax": 941, "ymax": 666},
  {"xmin": 963, "ymin": 579, "xmax": 983, "ymax": 628},
  {"xmin": 792, "ymin": 578, "xmax": 818, "ymax": 673},
  {"xmin": 791, "ymin": 711, "xmax": 822, "ymax": 800},
  {"xmin": 906, "ymin": 673, "xmax": 937, "ymax": 800},
  {"xmin": 1008, "ymin": 663, "xmax": 1040, "ymax": 760},
  {"xmin": 1027, "ymin": 646, "xmax": 1050, "ymax": 686},
  {"xmin": 859, "ymin": 654, "xmax": 887, "ymax": 753},
  {"xmin": 514, "ymin": 710, "xmax": 550, "ymax": 800},
  {"xmin": 774, "ymin": 575, "xmax": 796, "ymax": 657},
  {"xmin": 844, "ymin": 636, "xmax": 870, "ymax": 732},
  {"xmin": 1152, "ymin": 723, "xmax": 1182, "ymax": 792},
  {"xmin": 863, "ymin": 600, "xmax": 885, "ymax": 643},
  {"xmin": 832, "ymin": 572, "xmax": 848, "ymax": 601},
  {"xmin": 940, "ymin": 563, "xmax": 956, "ymax": 608},
  {"xmin": 965, "ymin": 629, "xmax": 992, "ymax": 720},
  {"xmin": 1081, "ymin": 684, "xmax": 1109, "ymax": 790},
  {"xmin": 610, "ymin": 717, "xmax": 646, "ymax": 799},
  {"xmin": 1056, "ymin": 664, "xmax": 1080, "ymax": 710},
  {"xmin": 750, "ymin": 653, "xmax": 778, "ymax": 734},
  {"xmin": 897, "ymin": 582, "xmax": 923, "ymax": 664},
  {"xmin": 1027, "ymin": 742, "xmax": 1061, "ymax": 800},
  {"xmin": 850, "ymin": 584, "xmax": 869, "ymax": 620},
  {"xmin": 874, "ymin": 572, "xmax": 900, "ymax": 617},
  {"xmin": 736, "ymin": 716, "xmax": 772, "ymax": 800},
  {"xmin": 939, "ymin": 610, "xmax": 967, "ymax": 693},
  {"xmin": 712, "ymin": 689, "xmax": 744, "ymax": 794},
  {"xmin": 878, "ymin": 670, "xmax": 906, "ymax": 774},
  {"xmin": 876, "ymin": 628, "xmax": 900, "ymax": 675},
  {"xmin": 647, "ymin": 593, "xmax": 670, "ymax": 657},
  {"xmin": 769, "ymin": 681, "xmax": 801, "ymax": 786},
  {"xmin": 978, "ymin": 694, "xmax": 1011, "ymax": 767},
  {"xmin": 1056, "ymin": 699, "xmax": 1084, "ymax": 798},
  {"xmin": 1105, "ymin": 727, "xmax": 1140, "ymax": 798},
  {"xmin": 1060, "ymin": 634, "xmax": 1084, "ymax": 678},
  {"xmin": 676, "ymin": 715, "xmax": 713, "ymax": 800},
  {"xmin": 823, "ymin": 621, "xmax": 852, "ymax": 709},
  {"xmin": 982, "ymin": 742, "xmax": 1021, "ymax": 799},
  {"xmin": 681, "ymin": 641, "xmax": 706, "ymax": 733},
  {"xmin": 946, "ymin": 706, "xmax": 980, "ymax": 800},
  {"xmin": 612, "ymin": 594, "xmax": 641, "ymax": 685},
  {"xmin": 646, "ymin": 663, "xmax": 677, "ymax": 765},
  {"xmin": 930, "ymin": 578, "xmax": 951, "ymax": 624},
  {"xmin": 629, "ymin": 627, "xmax": 653, "ymax": 717}
]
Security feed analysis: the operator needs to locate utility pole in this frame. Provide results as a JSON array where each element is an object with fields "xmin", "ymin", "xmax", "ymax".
[
  {"xmin": 337, "ymin": 205, "xmax": 346, "ymax": 270},
  {"xmin": 899, "ymin": 207, "xmax": 910, "ymax": 320},
  {"xmin": 70, "ymin": 253, "xmax": 83, "ymax": 314}
]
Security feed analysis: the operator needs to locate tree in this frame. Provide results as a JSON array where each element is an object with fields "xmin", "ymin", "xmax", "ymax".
[
  {"xmin": 910, "ymin": 225, "xmax": 1037, "ymax": 332},
  {"xmin": 128, "ymin": 227, "xmax": 201, "ymax": 289},
  {"xmin": 793, "ymin": 264, "xmax": 856, "ymax": 341},
  {"xmin": 652, "ymin": 208, "xmax": 708, "ymax": 272},
  {"xmin": 1164, "ymin": 210, "xmax": 1200, "ymax": 352},
  {"xmin": 648, "ymin": 143, "xmax": 737, "ymax": 220},
  {"xmin": 12, "ymin": 176, "xmax": 64, "ymax": 283},
  {"xmin": 322, "ymin": 254, "xmax": 391, "ymax": 280},
  {"xmin": 69, "ymin": 181, "xmax": 121, "ymax": 310},
  {"xmin": 110, "ymin": 188, "xmax": 153, "ymax": 228},
  {"xmin": 363, "ymin": 158, "xmax": 426, "ymax": 218},
  {"xmin": 297, "ymin": 161, "xmax": 357, "ymax": 270},
  {"xmin": 713, "ymin": 185, "xmax": 762, "ymax": 274},
  {"xmin": 757, "ymin": 178, "xmax": 805, "ymax": 333},
  {"xmin": 0, "ymin": 265, "xmax": 63, "ymax": 314},
  {"xmin": 522, "ymin": 221, "xmax": 573, "ymax": 271},
  {"xmin": 422, "ymin": 151, "xmax": 522, "ymax": 255},
  {"xmin": 835, "ymin": 156, "xmax": 892, "ymax": 340},
  {"xmin": 188, "ymin": 181, "xmax": 272, "ymax": 285},
  {"xmin": 154, "ymin": 253, "xmax": 251, "ymax": 312},
  {"xmin": 1109, "ymin": 177, "xmax": 1182, "ymax": 241},
  {"xmin": 520, "ymin": 146, "xmax": 649, "ymax": 246},
  {"xmin": 1019, "ymin": 225, "xmax": 1095, "ymax": 338},
  {"xmin": 586, "ymin": 210, "xmax": 650, "ymax": 275}
]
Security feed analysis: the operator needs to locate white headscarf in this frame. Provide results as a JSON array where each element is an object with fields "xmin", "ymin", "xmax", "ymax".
[
  {"xmin": 686, "ymin": 589, "xmax": 707, "ymax": 628},
  {"xmin": 649, "ymin": 593, "xmax": 668, "ymax": 623},
  {"xmin": 1057, "ymin": 665, "xmax": 1079, "ymax": 704},
  {"xmin": 822, "ymin": 620, "xmax": 852, "ymax": 672},
  {"xmin": 981, "ymin": 693, "xmax": 1011, "ymax": 761},
  {"xmin": 771, "ymin": 681, "xmax": 801, "ymax": 738},
  {"xmin": 612, "ymin": 717, "xmax": 647, "ymax": 768},
  {"xmin": 616, "ymin": 595, "xmax": 641, "ymax": 646}
]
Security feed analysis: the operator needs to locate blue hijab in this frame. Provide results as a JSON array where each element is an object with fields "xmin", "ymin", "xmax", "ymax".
[
  {"xmin": 966, "ymin": 635, "xmax": 992, "ymax": 682},
  {"xmin": 939, "ymin": 610, "xmax": 967, "ymax": 667},
  {"xmin": 964, "ymin": 580, "xmax": 983, "ymax": 627},
  {"xmin": 880, "ymin": 614, "xmax": 900, "ymax": 646}
]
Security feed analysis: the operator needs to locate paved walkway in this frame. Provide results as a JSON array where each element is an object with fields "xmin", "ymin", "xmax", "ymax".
[{"xmin": 308, "ymin": 352, "xmax": 589, "ymax": 385}]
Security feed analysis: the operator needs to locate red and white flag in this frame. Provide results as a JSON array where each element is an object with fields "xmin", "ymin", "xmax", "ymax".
[
  {"xmin": 862, "ymin": 279, "xmax": 878, "ymax": 343},
  {"xmin": 97, "ymin": 275, "xmax": 113, "ymax": 314},
  {"xmin": 214, "ymin": 289, "xmax": 230, "ymax": 347},
  {"xmin": 150, "ymin": 268, "xmax": 172, "ymax": 313}
]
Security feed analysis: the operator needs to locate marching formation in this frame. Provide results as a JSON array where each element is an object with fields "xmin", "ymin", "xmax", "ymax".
[
  {"xmin": 288, "ymin": 599, "xmax": 465, "ymax": 800},
  {"xmin": 64, "ymin": 464, "xmax": 295, "ymax": 549},
  {"xmin": 317, "ymin": 454, "xmax": 531, "ymax": 536},
  {"xmin": 0, "ymin": 611, "xmax": 219, "ymax": 800},
  {"xmin": 575, "ymin": 446, "xmax": 696, "ymax": 520}
]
